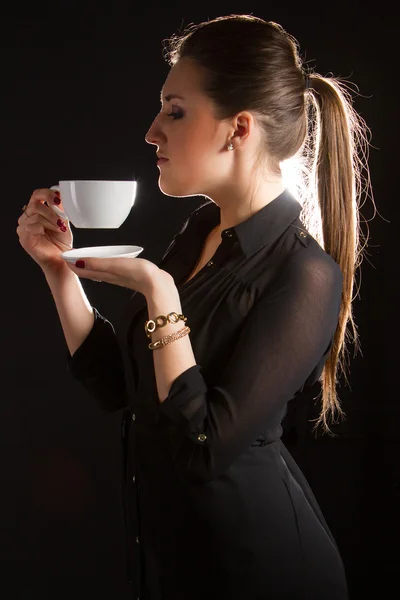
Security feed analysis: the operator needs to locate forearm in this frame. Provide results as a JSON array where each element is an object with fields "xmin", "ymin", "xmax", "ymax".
[
  {"xmin": 145, "ymin": 274, "xmax": 196, "ymax": 403},
  {"xmin": 43, "ymin": 263, "xmax": 94, "ymax": 357}
]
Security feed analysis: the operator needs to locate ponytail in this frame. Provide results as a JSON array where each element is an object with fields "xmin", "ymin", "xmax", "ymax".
[{"xmin": 304, "ymin": 75, "xmax": 371, "ymax": 434}]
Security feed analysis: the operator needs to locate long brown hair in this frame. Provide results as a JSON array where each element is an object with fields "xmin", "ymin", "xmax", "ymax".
[{"xmin": 163, "ymin": 14, "xmax": 372, "ymax": 435}]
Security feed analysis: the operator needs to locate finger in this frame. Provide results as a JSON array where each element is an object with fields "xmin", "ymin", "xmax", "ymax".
[
  {"xmin": 16, "ymin": 223, "xmax": 26, "ymax": 238},
  {"xmin": 19, "ymin": 194, "xmax": 68, "ymax": 230},
  {"xmin": 24, "ymin": 214, "xmax": 68, "ymax": 235},
  {"xmin": 25, "ymin": 188, "xmax": 66, "ymax": 220},
  {"xmin": 17, "ymin": 208, "xmax": 36, "ymax": 226},
  {"xmin": 22, "ymin": 221, "xmax": 46, "ymax": 236},
  {"xmin": 66, "ymin": 262, "xmax": 109, "ymax": 282},
  {"xmin": 17, "ymin": 211, "xmax": 28, "ymax": 226},
  {"xmin": 72, "ymin": 257, "xmax": 114, "ymax": 273},
  {"xmin": 71, "ymin": 257, "xmax": 127, "ymax": 275}
]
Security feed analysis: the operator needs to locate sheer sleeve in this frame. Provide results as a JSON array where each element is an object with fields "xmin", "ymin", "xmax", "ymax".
[
  {"xmin": 65, "ymin": 210, "xmax": 194, "ymax": 413},
  {"xmin": 66, "ymin": 307, "xmax": 129, "ymax": 412},
  {"xmin": 158, "ymin": 253, "xmax": 343, "ymax": 484}
]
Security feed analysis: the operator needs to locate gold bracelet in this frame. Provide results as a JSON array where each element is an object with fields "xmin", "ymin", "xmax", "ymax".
[
  {"xmin": 144, "ymin": 312, "xmax": 187, "ymax": 339},
  {"xmin": 148, "ymin": 326, "xmax": 191, "ymax": 350}
]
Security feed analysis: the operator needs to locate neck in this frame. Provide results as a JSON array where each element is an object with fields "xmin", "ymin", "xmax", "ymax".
[{"xmin": 211, "ymin": 178, "xmax": 286, "ymax": 235}]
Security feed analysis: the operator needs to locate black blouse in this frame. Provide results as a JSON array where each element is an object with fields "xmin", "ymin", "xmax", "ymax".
[{"xmin": 67, "ymin": 189, "xmax": 348, "ymax": 599}]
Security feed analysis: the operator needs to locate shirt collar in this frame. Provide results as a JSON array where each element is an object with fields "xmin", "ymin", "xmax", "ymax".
[{"xmin": 196, "ymin": 188, "xmax": 303, "ymax": 258}]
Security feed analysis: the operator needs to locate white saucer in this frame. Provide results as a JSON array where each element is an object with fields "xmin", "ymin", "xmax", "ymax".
[{"xmin": 61, "ymin": 245, "xmax": 143, "ymax": 263}]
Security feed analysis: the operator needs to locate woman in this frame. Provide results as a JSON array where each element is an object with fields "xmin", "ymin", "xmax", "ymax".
[{"xmin": 17, "ymin": 14, "xmax": 370, "ymax": 600}]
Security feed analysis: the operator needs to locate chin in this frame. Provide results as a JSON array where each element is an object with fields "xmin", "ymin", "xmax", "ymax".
[{"xmin": 158, "ymin": 178, "xmax": 200, "ymax": 198}]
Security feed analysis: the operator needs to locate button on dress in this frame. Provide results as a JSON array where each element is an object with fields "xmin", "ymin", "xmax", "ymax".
[{"xmin": 67, "ymin": 189, "xmax": 348, "ymax": 599}]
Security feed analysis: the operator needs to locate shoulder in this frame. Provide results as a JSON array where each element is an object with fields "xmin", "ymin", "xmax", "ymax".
[{"xmin": 283, "ymin": 222, "xmax": 343, "ymax": 293}]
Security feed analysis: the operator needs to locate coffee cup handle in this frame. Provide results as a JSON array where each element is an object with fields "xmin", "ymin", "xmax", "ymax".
[{"xmin": 49, "ymin": 185, "xmax": 69, "ymax": 221}]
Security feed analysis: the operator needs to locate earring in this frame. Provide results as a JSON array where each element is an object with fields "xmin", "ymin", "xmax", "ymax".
[{"xmin": 227, "ymin": 142, "xmax": 234, "ymax": 151}]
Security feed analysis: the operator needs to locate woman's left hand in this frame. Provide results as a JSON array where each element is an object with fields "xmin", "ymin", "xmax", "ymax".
[{"xmin": 66, "ymin": 256, "xmax": 171, "ymax": 297}]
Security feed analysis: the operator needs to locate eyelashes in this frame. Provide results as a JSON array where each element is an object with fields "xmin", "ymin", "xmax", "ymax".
[{"xmin": 166, "ymin": 111, "xmax": 183, "ymax": 120}]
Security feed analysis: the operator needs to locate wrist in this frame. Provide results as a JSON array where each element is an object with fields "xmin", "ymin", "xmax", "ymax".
[
  {"xmin": 42, "ymin": 260, "xmax": 74, "ymax": 282},
  {"xmin": 145, "ymin": 272, "xmax": 182, "ymax": 331},
  {"xmin": 144, "ymin": 269, "xmax": 178, "ymax": 302}
]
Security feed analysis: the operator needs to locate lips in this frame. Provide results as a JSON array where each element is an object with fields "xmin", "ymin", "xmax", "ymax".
[{"xmin": 157, "ymin": 157, "xmax": 169, "ymax": 166}]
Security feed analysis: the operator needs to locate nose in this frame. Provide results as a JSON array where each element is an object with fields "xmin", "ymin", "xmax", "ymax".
[{"xmin": 145, "ymin": 114, "xmax": 164, "ymax": 147}]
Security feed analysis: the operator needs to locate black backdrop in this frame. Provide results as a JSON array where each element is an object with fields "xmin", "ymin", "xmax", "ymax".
[{"xmin": 2, "ymin": 2, "xmax": 397, "ymax": 599}]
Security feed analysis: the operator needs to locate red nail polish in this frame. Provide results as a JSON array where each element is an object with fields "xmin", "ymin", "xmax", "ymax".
[
  {"xmin": 54, "ymin": 197, "xmax": 61, "ymax": 205},
  {"xmin": 57, "ymin": 219, "xmax": 64, "ymax": 227},
  {"xmin": 75, "ymin": 260, "xmax": 85, "ymax": 268},
  {"xmin": 54, "ymin": 190, "xmax": 61, "ymax": 196}
]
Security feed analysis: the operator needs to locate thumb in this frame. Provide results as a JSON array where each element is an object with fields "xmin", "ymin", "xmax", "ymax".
[
  {"xmin": 49, "ymin": 186, "xmax": 69, "ymax": 221},
  {"xmin": 74, "ymin": 257, "xmax": 111, "ymax": 272}
]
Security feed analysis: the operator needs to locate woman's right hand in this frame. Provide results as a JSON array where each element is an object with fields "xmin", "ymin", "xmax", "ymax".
[{"xmin": 17, "ymin": 188, "xmax": 73, "ymax": 272}]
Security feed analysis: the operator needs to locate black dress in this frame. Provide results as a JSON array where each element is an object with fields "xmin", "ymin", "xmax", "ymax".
[{"xmin": 67, "ymin": 189, "xmax": 348, "ymax": 599}]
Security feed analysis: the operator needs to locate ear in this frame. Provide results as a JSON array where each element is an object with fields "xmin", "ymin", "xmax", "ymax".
[{"xmin": 231, "ymin": 111, "xmax": 255, "ymax": 146}]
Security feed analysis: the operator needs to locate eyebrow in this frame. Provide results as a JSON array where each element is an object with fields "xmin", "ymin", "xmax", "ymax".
[{"xmin": 160, "ymin": 91, "xmax": 185, "ymax": 103}]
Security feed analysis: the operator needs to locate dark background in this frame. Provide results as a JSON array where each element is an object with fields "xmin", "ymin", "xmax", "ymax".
[{"xmin": 1, "ymin": 2, "xmax": 397, "ymax": 599}]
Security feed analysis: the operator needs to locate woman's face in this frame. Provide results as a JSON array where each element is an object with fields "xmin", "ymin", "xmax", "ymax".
[{"xmin": 145, "ymin": 57, "xmax": 231, "ymax": 198}]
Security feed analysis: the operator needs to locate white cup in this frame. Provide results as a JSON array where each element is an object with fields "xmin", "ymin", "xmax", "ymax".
[{"xmin": 49, "ymin": 180, "xmax": 137, "ymax": 228}]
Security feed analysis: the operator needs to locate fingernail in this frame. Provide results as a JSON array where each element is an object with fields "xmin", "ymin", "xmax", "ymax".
[
  {"xmin": 75, "ymin": 260, "xmax": 85, "ymax": 268},
  {"xmin": 54, "ymin": 197, "xmax": 61, "ymax": 205},
  {"xmin": 60, "ymin": 225, "xmax": 67, "ymax": 232},
  {"xmin": 54, "ymin": 190, "xmax": 61, "ymax": 197},
  {"xmin": 57, "ymin": 219, "xmax": 64, "ymax": 227}
]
